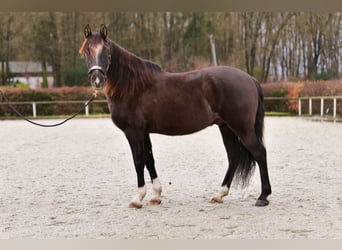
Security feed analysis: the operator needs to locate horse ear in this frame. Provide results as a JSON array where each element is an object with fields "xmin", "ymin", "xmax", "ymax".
[
  {"xmin": 84, "ymin": 24, "xmax": 92, "ymax": 38},
  {"xmin": 100, "ymin": 24, "xmax": 108, "ymax": 40}
]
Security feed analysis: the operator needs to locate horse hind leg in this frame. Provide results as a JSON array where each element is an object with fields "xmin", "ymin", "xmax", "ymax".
[
  {"xmin": 239, "ymin": 131, "xmax": 272, "ymax": 206},
  {"xmin": 144, "ymin": 134, "xmax": 162, "ymax": 205},
  {"xmin": 211, "ymin": 124, "xmax": 240, "ymax": 203}
]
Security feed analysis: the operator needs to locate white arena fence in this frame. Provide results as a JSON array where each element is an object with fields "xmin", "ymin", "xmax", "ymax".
[{"xmin": 1, "ymin": 97, "xmax": 342, "ymax": 118}]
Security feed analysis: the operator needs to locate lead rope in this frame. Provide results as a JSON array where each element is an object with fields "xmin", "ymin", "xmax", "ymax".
[{"xmin": 0, "ymin": 89, "xmax": 97, "ymax": 127}]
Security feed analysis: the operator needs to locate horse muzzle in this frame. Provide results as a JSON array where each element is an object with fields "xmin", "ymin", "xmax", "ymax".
[{"xmin": 89, "ymin": 66, "xmax": 106, "ymax": 89}]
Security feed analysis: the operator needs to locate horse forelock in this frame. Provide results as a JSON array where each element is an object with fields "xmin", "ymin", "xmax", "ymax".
[
  {"xmin": 79, "ymin": 33, "xmax": 106, "ymax": 55},
  {"xmin": 104, "ymin": 41, "xmax": 161, "ymax": 98},
  {"xmin": 79, "ymin": 39, "xmax": 88, "ymax": 55}
]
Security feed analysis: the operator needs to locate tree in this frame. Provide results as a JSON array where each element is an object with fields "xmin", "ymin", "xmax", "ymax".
[
  {"xmin": 29, "ymin": 13, "xmax": 61, "ymax": 87},
  {"xmin": 240, "ymin": 12, "xmax": 263, "ymax": 77},
  {"xmin": 0, "ymin": 14, "xmax": 14, "ymax": 85},
  {"xmin": 182, "ymin": 12, "xmax": 214, "ymax": 68},
  {"xmin": 2, "ymin": 11, "xmax": 342, "ymax": 86},
  {"xmin": 260, "ymin": 13, "xmax": 295, "ymax": 82},
  {"xmin": 59, "ymin": 12, "xmax": 87, "ymax": 86}
]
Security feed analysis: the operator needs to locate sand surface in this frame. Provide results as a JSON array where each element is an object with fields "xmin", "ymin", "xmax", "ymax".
[{"xmin": 0, "ymin": 117, "xmax": 341, "ymax": 239}]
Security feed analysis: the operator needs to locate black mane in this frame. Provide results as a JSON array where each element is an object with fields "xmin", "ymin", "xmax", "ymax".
[{"xmin": 104, "ymin": 40, "xmax": 162, "ymax": 98}]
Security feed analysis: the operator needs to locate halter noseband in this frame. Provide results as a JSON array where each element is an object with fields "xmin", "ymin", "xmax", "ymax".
[{"xmin": 88, "ymin": 65, "xmax": 106, "ymax": 75}]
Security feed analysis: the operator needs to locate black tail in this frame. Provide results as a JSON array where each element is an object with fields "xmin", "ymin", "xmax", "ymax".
[
  {"xmin": 234, "ymin": 79, "xmax": 265, "ymax": 187},
  {"xmin": 254, "ymin": 79, "xmax": 265, "ymax": 146}
]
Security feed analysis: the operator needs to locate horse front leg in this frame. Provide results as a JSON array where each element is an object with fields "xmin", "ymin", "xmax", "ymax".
[
  {"xmin": 144, "ymin": 134, "xmax": 162, "ymax": 205},
  {"xmin": 125, "ymin": 129, "xmax": 147, "ymax": 208}
]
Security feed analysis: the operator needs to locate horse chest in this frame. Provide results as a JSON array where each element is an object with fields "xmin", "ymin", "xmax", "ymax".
[{"xmin": 109, "ymin": 102, "xmax": 144, "ymax": 130}]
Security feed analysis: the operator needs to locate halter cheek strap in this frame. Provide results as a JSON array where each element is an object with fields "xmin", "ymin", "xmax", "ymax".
[{"xmin": 87, "ymin": 50, "xmax": 111, "ymax": 75}]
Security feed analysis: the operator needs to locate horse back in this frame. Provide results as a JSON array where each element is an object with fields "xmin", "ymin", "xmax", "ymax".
[{"xmin": 144, "ymin": 66, "xmax": 258, "ymax": 134}]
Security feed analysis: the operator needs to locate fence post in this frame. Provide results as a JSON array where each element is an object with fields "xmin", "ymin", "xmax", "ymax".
[
  {"xmin": 333, "ymin": 97, "xmax": 337, "ymax": 118},
  {"xmin": 320, "ymin": 98, "xmax": 324, "ymax": 117},
  {"xmin": 298, "ymin": 98, "xmax": 301, "ymax": 116},
  {"xmin": 309, "ymin": 98, "xmax": 312, "ymax": 116},
  {"xmin": 208, "ymin": 34, "xmax": 218, "ymax": 66},
  {"xmin": 85, "ymin": 102, "xmax": 89, "ymax": 116},
  {"xmin": 32, "ymin": 102, "xmax": 37, "ymax": 118}
]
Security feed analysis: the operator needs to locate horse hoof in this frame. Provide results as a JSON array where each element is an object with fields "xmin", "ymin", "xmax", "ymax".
[
  {"xmin": 255, "ymin": 199, "xmax": 269, "ymax": 207},
  {"xmin": 149, "ymin": 199, "xmax": 162, "ymax": 205},
  {"xmin": 210, "ymin": 197, "xmax": 223, "ymax": 204},
  {"xmin": 129, "ymin": 202, "xmax": 143, "ymax": 209}
]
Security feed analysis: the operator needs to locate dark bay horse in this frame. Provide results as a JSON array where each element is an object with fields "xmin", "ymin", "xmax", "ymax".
[{"xmin": 80, "ymin": 24, "xmax": 271, "ymax": 208}]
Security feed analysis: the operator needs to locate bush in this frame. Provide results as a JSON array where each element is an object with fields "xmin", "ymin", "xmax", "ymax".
[
  {"xmin": 0, "ymin": 87, "xmax": 108, "ymax": 117},
  {"xmin": 299, "ymin": 80, "xmax": 342, "ymax": 97},
  {"xmin": 14, "ymin": 81, "xmax": 30, "ymax": 88},
  {"xmin": 261, "ymin": 82, "xmax": 295, "ymax": 113},
  {"xmin": 261, "ymin": 80, "xmax": 342, "ymax": 114},
  {"xmin": 310, "ymin": 71, "xmax": 338, "ymax": 81}
]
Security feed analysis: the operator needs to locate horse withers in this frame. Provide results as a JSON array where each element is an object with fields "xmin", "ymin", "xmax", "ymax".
[{"xmin": 79, "ymin": 24, "xmax": 272, "ymax": 208}]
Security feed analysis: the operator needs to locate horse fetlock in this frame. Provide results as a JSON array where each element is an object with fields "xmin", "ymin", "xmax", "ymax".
[
  {"xmin": 150, "ymin": 178, "xmax": 162, "ymax": 205},
  {"xmin": 265, "ymin": 187, "xmax": 272, "ymax": 196},
  {"xmin": 152, "ymin": 178, "xmax": 162, "ymax": 194}
]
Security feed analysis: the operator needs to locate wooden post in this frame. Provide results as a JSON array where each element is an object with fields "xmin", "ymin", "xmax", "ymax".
[{"xmin": 298, "ymin": 98, "xmax": 301, "ymax": 116}]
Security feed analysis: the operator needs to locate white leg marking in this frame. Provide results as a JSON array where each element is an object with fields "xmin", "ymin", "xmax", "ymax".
[
  {"xmin": 150, "ymin": 178, "xmax": 162, "ymax": 205},
  {"xmin": 129, "ymin": 186, "xmax": 147, "ymax": 208},
  {"xmin": 211, "ymin": 186, "xmax": 229, "ymax": 203}
]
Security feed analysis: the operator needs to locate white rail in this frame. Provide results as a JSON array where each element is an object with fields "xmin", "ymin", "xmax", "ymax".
[
  {"xmin": 1, "ymin": 97, "xmax": 341, "ymax": 118},
  {"xmin": 0, "ymin": 100, "xmax": 108, "ymax": 118},
  {"xmin": 298, "ymin": 96, "xmax": 342, "ymax": 118}
]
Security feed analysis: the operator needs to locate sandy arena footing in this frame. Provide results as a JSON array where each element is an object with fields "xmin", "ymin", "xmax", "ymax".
[{"xmin": 0, "ymin": 117, "xmax": 341, "ymax": 238}]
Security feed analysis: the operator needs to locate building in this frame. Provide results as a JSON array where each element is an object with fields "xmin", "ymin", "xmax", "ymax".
[{"xmin": 6, "ymin": 61, "xmax": 54, "ymax": 89}]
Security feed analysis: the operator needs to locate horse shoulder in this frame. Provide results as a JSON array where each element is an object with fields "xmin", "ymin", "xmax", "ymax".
[{"xmin": 108, "ymin": 97, "xmax": 146, "ymax": 131}]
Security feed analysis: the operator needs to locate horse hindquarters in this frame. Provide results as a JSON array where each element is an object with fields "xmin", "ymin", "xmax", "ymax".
[
  {"xmin": 237, "ymin": 82, "xmax": 272, "ymax": 206},
  {"xmin": 211, "ymin": 78, "xmax": 271, "ymax": 206}
]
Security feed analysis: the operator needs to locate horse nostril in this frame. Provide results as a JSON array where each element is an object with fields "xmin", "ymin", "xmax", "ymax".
[{"xmin": 90, "ymin": 70, "xmax": 105, "ymax": 88}]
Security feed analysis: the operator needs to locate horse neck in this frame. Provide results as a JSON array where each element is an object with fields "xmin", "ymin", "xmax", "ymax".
[{"xmin": 105, "ymin": 41, "xmax": 161, "ymax": 98}]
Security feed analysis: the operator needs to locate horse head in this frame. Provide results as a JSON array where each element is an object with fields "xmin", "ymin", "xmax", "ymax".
[{"xmin": 80, "ymin": 24, "xmax": 111, "ymax": 90}]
